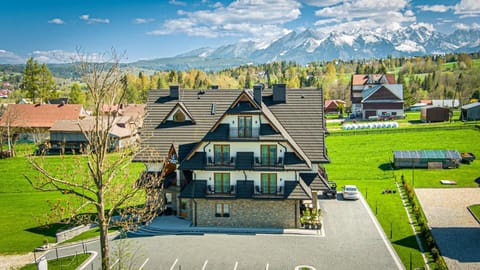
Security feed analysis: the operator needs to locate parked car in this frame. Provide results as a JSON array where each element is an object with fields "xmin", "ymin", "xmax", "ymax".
[{"xmin": 343, "ymin": 185, "xmax": 360, "ymax": 200}]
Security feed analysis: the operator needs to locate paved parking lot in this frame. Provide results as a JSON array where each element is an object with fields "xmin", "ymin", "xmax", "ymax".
[
  {"xmin": 40, "ymin": 196, "xmax": 403, "ymax": 270},
  {"xmin": 416, "ymin": 188, "xmax": 480, "ymax": 270},
  {"xmin": 111, "ymin": 196, "xmax": 403, "ymax": 270}
]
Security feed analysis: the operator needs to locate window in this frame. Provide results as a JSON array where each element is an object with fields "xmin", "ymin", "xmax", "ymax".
[
  {"xmin": 261, "ymin": 173, "xmax": 277, "ymax": 194},
  {"xmin": 261, "ymin": 145, "xmax": 277, "ymax": 166},
  {"xmin": 215, "ymin": 203, "xmax": 229, "ymax": 217},
  {"xmin": 238, "ymin": 115, "xmax": 252, "ymax": 137},
  {"xmin": 214, "ymin": 145, "xmax": 230, "ymax": 165},
  {"xmin": 165, "ymin": 193, "xmax": 172, "ymax": 204},
  {"xmin": 173, "ymin": 110, "xmax": 186, "ymax": 122},
  {"xmin": 214, "ymin": 173, "xmax": 230, "ymax": 193}
]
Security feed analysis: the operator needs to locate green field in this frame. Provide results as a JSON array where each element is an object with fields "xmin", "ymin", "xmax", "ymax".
[
  {"xmin": 0, "ymin": 146, "xmax": 144, "ymax": 254},
  {"xmin": 325, "ymin": 128, "xmax": 480, "ymax": 268}
]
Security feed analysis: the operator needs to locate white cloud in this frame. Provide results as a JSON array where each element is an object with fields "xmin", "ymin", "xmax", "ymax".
[
  {"xmin": 299, "ymin": 0, "xmax": 343, "ymax": 7},
  {"xmin": 455, "ymin": 0, "xmax": 480, "ymax": 16},
  {"xmin": 454, "ymin": 22, "xmax": 480, "ymax": 30},
  {"xmin": 0, "ymin": 49, "xmax": 25, "ymax": 64},
  {"xmin": 149, "ymin": 0, "xmax": 301, "ymax": 42},
  {"xmin": 48, "ymin": 18, "xmax": 65, "ymax": 24},
  {"xmin": 418, "ymin": 5, "xmax": 452, "ymax": 13},
  {"xmin": 169, "ymin": 0, "xmax": 187, "ymax": 6},
  {"xmin": 30, "ymin": 50, "xmax": 108, "ymax": 64},
  {"xmin": 313, "ymin": 0, "xmax": 415, "ymax": 33},
  {"xmin": 314, "ymin": 18, "xmax": 340, "ymax": 26},
  {"xmin": 134, "ymin": 18, "xmax": 154, "ymax": 24},
  {"xmin": 80, "ymin": 14, "xmax": 110, "ymax": 24},
  {"xmin": 212, "ymin": 2, "xmax": 223, "ymax": 8}
]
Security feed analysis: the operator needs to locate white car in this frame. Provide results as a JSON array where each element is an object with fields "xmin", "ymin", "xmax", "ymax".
[{"xmin": 343, "ymin": 185, "xmax": 360, "ymax": 200}]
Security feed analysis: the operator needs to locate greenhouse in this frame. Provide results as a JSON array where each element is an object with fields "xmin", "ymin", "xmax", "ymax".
[{"xmin": 393, "ymin": 150, "xmax": 461, "ymax": 169}]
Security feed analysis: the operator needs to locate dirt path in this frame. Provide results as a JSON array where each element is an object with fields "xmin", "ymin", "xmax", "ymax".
[{"xmin": 0, "ymin": 253, "xmax": 35, "ymax": 270}]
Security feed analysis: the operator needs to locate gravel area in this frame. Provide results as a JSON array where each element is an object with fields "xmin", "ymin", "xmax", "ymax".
[
  {"xmin": 0, "ymin": 253, "xmax": 35, "ymax": 270},
  {"xmin": 415, "ymin": 188, "xmax": 480, "ymax": 270}
]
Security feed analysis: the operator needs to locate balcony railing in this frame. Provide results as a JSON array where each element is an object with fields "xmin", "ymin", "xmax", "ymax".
[
  {"xmin": 254, "ymin": 156, "xmax": 284, "ymax": 167},
  {"xmin": 206, "ymin": 184, "xmax": 236, "ymax": 197},
  {"xmin": 206, "ymin": 156, "xmax": 235, "ymax": 167},
  {"xmin": 254, "ymin": 185, "xmax": 284, "ymax": 197},
  {"xmin": 229, "ymin": 126, "xmax": 260, "ymax": 139}
]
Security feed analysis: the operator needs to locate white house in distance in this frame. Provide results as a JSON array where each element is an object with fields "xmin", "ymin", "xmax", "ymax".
[
  {"xmin": 351, "ymin": 74, "xmax": 404, "ymax": 119},
  {"xmin": 134, "ymin": 85, "xmax": 330, "ymax": 228}
]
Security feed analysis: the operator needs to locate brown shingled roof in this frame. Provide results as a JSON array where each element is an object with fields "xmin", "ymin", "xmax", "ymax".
[
  {"xmin": 135, "ymin": 88, "xmax": 329, "ymax": 164},
  {"xmin": 0, "ymin": 104, "xmax": 84, "ymax": 128}
]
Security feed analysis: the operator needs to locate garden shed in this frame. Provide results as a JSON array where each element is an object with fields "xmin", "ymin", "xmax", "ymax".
[
  {"xmin": 420, "ymin": 106, "xmax": 450, "ymax": 122},
  {"xmin": 393, "ymin": 150, "xmax": 461, "ymax": 169},
  {"xmin": 460, "ymin": 102, "xmax": 480, "ymax": 121}
]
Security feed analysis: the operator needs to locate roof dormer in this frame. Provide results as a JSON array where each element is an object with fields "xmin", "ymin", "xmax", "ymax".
[{"xmin": 162, "ymin": 102, "xmax": 196, "ymax": 124}]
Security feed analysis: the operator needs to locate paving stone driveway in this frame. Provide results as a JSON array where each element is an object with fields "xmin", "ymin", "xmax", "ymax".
[{"xmin": 415, "ymin": 188, "xmax": 480, "ymax": 270}]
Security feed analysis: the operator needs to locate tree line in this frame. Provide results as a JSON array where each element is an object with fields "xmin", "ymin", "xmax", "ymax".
[{"xmin": 4, "ymin": 52, "xmax": 480, "ymax": 109}]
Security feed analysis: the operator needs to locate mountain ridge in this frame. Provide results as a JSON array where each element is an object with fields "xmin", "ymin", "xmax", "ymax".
[{"xmin": 169, "ymin": 26, "xmax": 480, "ymax": 67}]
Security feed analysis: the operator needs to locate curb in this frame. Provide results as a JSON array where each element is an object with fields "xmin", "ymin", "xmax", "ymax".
[
  {"xmin": 78, "ymin": 251, "xmax": 97, "ymax": 270},
  {"xmin": 467, "ymin": 206, "xmax": 480, "ymax": 224}
]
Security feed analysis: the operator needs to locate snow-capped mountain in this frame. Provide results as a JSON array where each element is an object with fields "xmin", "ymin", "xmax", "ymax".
[{"xmin": 176, "ymin": 25, "xmax": 480, "ymax": 64}]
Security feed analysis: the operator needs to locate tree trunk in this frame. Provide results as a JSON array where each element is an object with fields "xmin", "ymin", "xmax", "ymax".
[{"xmin": 98, "ymin": 194, "xmax": 110, "ymax": 270}]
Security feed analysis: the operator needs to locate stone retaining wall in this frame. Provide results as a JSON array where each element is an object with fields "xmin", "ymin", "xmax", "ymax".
[
  {"xmin": 56, "ymin": 224, "xmax": 96, "ymax": 243},
  {"xmin": 195, "ymin": 199, "xmax": 298, "ymax": 228}
]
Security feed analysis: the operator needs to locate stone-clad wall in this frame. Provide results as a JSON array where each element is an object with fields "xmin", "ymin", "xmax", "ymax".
[{"xmin": 195, "ymin": 199, "xmax": 298, "ymax": 228}]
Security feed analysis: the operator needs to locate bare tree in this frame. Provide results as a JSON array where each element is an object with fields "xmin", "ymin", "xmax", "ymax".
[
  {"xmin": 25, "ymin": 50, "xmax": 161, "ymax": 270},
  {"xmin": 0, "ymin": 104, "xmax": 21, "ymax": 157}
]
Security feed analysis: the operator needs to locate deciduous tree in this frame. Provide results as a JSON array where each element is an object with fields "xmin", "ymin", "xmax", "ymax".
[{"xmin": 26, "ymin": 51, "xmax": 160, "ymax": 270}]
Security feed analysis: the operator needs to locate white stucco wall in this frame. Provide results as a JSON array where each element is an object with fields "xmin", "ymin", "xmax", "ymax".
[{"xmin": 145, "ymin": 162, "xmax": 164, "ymax": 172}]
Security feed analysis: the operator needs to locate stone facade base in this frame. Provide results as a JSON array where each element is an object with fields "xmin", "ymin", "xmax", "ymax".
[{"xmin": 194, "ymin": 199, "xmax": 299, "ymax": 228}]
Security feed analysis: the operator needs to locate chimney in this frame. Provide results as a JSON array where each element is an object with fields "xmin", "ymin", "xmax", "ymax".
[
  {"xmin": 273, "ymin": 84, "xmax": 286, "ymax": 103},
  {"xmin": 169, "ymin": 85, "xmax": 180, "ymax": 99},
  {"xmin": 253, "ymin": 84, "xmax": 263, "ymax": 106}
]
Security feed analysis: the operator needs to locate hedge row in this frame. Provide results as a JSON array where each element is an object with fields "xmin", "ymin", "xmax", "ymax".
[{"xmin": 402, "ymin": 178, "xmax": 448, "ymax": 270}]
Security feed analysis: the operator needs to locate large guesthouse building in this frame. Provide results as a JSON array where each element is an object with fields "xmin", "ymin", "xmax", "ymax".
[{"xmin": 134, "ymin": 84, "xmax": 330, "ymax": 228}]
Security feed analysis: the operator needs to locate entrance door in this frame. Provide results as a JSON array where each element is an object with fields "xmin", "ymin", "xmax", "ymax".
[{"xmin": 180, "ymin": 199, "xmax": 188, "ymax": 217}]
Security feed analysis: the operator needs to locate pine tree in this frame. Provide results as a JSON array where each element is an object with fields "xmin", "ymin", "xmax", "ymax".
[
  {"xmin": 38, "ymin": 64, "xmax": 55, "ymax": 103},
  {"xmin": 20, "ymin": 58, "xmax": 40, "ymax": 103}
]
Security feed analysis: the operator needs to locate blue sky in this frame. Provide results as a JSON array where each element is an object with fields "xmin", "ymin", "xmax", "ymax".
[{"xmin": 0, "ymin": 0, "xmax": 479, "ymax": 63}]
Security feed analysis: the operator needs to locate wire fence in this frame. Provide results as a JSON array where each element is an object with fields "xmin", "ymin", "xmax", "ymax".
[
  {"xmin": 33, "ymin": 238, "xmax": 98, "ymax": 270},
  {"xmin": 328, "ymin": 124, "xmax": 479, "ymax": 136}
]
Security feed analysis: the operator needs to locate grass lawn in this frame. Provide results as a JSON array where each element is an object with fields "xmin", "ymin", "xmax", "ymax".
[
  {"xmin": 333, "ymin": 179, "xmax": 426, "ymax": 269},
  {"xmin": 19, "ymin": 253, "xmax": 90, "ymax": 270},
  {"xmin": 325, "ymin": 128, "xmax": 480, "ymax": 268},
  {"xmin": 0, "ymin": 145, "xmax": 144, "ymax": 254},
  {"xmin": 468, "ymin": 204, "xmax": 480, "ymax": 222},
  {"xmin": 62, "ymin": 227, "xmax": 119, "ymax": 244}
]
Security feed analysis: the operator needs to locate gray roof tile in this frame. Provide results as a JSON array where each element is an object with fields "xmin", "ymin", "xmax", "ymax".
[{"xmin": 135, "ymin": 88, "xmax": 329, "ymax": 164}]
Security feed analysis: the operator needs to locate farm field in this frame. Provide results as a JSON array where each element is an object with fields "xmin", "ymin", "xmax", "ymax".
[
  {"xmin": 0, "ymin": 146, "xmax": 144, "ymax": 254},
  {"xmin": 325, "ymin": 128, "xmax": 479, "ymax": 187},
  {"xmin": 325, "ymin": 128, "xmax": 480, "ymax": 268}
]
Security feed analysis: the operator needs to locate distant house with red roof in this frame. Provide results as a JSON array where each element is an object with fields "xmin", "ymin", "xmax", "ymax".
[
  {"xmin": 350, "ymin": 74, "xmax": 404, "ymax": 119},
  {"xmin": 0, "ymin": 103, "xmax": 86, "ymax": 143},
  {"xmin": 0, "ymin": 90, "xmax": 8, "ymax": 99},
  {"xmin": 47, "ymin": 115, "xmax": 140, "ymax": 153},
  {"xmin": 324, "ymin": 100, "xmax": 346, "ymax": 113}
]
